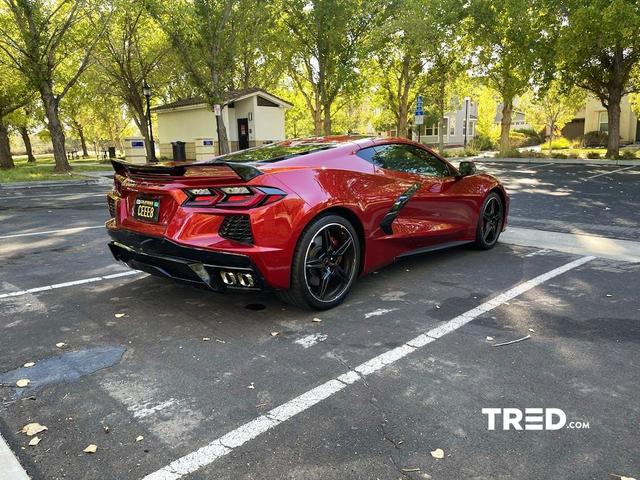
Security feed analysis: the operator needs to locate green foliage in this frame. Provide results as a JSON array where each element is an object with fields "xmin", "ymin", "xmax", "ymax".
[
  {"xmin": 583, "ymin": 131, "xmax": 608, "ymax": 148},
  {"xmin": 541, "ymin": 137, "xmax": 572, "ymax": 150},
  {"xmin": 620, "ymin": 149, "xmax": 638, "ymax": 159},
  {"xmin": 586, "ymin": 151, "xmax": 602, "ymax": 159}
]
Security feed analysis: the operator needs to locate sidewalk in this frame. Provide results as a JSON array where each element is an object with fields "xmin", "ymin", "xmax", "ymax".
[{"xmin": 453, "ymin": 155, "xmax": 640, "ymax": 167}]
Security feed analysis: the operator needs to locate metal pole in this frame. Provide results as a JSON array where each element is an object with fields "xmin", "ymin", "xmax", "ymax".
[{"xmin": 145, "ymin": 93, "xmax": 157, "ymax": 163}]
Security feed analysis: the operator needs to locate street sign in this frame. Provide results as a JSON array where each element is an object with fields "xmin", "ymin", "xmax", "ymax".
[
  {"xmin": 214, "ymin": 104, "xmax": 221, "ymax": 116},
  {"xmin": 414, "ymin": 114, "xmax": 424, "ymax": 125},
  {"xmin": 415, "ymin": 95, "xmax": 423, "ymax": 116}
]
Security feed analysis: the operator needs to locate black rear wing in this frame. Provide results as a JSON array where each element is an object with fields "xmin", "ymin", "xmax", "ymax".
[{"xmin": 110, "ymin": 159, "xmax": 263, "ymax": 182}]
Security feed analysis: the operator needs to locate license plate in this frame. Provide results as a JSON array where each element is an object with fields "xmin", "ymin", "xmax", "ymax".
[{"xmin": 134, "ymin": 196, "xmax": 160, "ymax": 222}]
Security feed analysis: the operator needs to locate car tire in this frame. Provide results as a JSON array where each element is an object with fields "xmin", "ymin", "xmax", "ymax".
[
  {"xmin": 473, "ymin": 192, "xmax": 504, "ymax": 250},
  {"xmin": 278, "ymin": 214, "xmax": 361, "ymax": 310}
]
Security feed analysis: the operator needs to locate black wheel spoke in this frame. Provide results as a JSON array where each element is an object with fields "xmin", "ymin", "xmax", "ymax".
[
  {"xmin": 333, "ymin": 236, "xmax": 353, "ymax": 256},
  {"xmin": 304, "ymin": 223, "xmax": 357, "ymax": 303}
]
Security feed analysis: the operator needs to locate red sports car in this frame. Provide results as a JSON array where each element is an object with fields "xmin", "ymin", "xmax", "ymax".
[{"xmin": 106, "ymin": 136, "xmax": 508, "ymax": 309}]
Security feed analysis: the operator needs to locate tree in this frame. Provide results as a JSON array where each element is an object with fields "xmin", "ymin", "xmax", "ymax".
[
  {"xmin": 0, "ymin": 64, "xmax": 31, "ymax": 169},
  {"xmin": 147, "ymin": 0, "xmax": 252, "ymax": 154},
  {"xmin": 283, "ymin": 0, "xmax": 386, "ymax": 135},
  {"xmin": 521, "ymin": 81, "xmax": 584, "ymax": 147},
  {"xmin": 556, "ymin": 0, "xmax": 640, "ymax": 158},
  {"xmin": 467, "ymin": 0, "xmax": 555, "ymax": 154},
  {"xmin": 96, "ymin": 0, "xmax": 170, "ymax": 162},
  {"xmin": 0, "ymin": 0, "xmax": 112, "ymax": 172},
  {"xmin": 7, "ymin": 102, "xmax": 40, "ymax": 163},
  {"xmin": 369, "ymin": 0, "xmax": 428, "ymax": 139}
]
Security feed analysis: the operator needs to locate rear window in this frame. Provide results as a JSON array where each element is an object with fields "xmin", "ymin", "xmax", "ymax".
[{"xmin": 216, "ymin": 143, "xmax": 335, "ymax": 163}]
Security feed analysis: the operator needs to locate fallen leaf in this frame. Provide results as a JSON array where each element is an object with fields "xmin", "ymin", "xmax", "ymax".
[
  {"xmin": 605, "ymin": 294, "xmax": 613, "ymax": 297},
  {"xmin": 28, "ymin": 436, "xmax": 41, "ymax": 446},
  {"xmin": 312, "ymin": 318, "xmax": 322, "ymax": 323},
  {"xmin": 528, "ymin": 328, "xmax": 535, "ymax": 333},
  {"xmin": 16, "ymin": 379, "xmax": 30, "ymax": 388},
  {"xmin": 270, "ymin": 332, "xmax": 279, "ymax": 337},
  {"xmin": 215, "ymin": 339, "xmax": 226, "ymax": 344},
  {"xmin": 55, "ymin": 342, "xmax": 66, "ymax": 348},
  {"xmin": 23, "ymin": 362, "xmax": 35, "ymax": 368},
  {"xmin": 402, "ymin": 467, "xmax": 421, "ymax": 472},
  {"xmin": 84, "ymin": 444, "xmax": 97, "ymax": 454},
  {"xmin": 114, "ymin": 313, "xmax": 126, "ymax": 318},
  {"xmin": 136, "ymin": 435, "xmax": 144, "ymax": 442},
  {"xmin": 247, "ymin": 382, "xmax": 255, "ymax": 389},
  {"xmin": 202, "ymin": 337, "xmax": 211, "ymax": 341},
  {"xmin": 435, "ymin": 305, "xmax": 441, "ymax": 309},
  {"xmin": 21, "ymin": 423, "xmax": 47, "ymax": 436},
  {"xmin": 430, "ymin": 448, "xmax": 445, "ymax": 459},
  {"xmin": 486, "ymin": 336, "xmax": 494, "ymax": 341}
]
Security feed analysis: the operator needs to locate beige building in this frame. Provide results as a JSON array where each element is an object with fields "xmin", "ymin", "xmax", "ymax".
[
  {"xmin": 559, "ymin": 95, "xmax": 639, "ymax": 143},
  {"xmin": 152, "ymin": 88, "xmax": 292, "ymax": 161}
]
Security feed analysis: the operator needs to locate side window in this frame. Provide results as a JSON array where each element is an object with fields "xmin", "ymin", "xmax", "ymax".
[
  {"xmin": 367, "ymin": 144, "xmax": 450, "ymax": 177},
  {"xmin": 408, "ymin": 146, "xmax": 452, "ymax": 177},
  {"xmin": 355, "ymin": 147, "xmax": 377, "ymax": 162}
]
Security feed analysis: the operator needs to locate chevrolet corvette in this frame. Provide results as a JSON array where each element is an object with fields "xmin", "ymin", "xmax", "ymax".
[{"xmin": 106, "ymin": 136, "xmax": 508, "ymax": 309}]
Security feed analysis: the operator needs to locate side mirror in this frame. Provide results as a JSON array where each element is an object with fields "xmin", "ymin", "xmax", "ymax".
[{"xmin": 457, "ymin": 161, "xmax": 477, "ymax": 177}]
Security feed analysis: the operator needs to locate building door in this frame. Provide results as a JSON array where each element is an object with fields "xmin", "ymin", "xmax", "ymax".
[{"xmin": 237, "ymin": 118, "xmax": 249, "ymax": 150}]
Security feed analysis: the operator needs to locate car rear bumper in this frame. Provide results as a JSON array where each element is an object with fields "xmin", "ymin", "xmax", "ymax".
[{"xmin": 107, "ymin": 228, "xmax": 266, "ymax": 292}]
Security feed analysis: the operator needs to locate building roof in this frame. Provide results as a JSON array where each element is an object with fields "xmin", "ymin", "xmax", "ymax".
[{"xmin": 152, "ymin": 88, "xmax": 293, "ymax": 113}]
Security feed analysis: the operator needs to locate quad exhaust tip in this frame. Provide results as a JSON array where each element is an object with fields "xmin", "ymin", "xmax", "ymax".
[{"xmin": 220, "ymin": 271, "xmax": 255, "ymax": 288}]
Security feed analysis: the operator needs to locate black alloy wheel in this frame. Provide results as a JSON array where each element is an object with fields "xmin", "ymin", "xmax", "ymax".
[
  {"xmin": 475, "ymin": 192, "xmax": 504, "ymax": 249},
  {"xmin": 278, "ymin": 215, "xmax": 360, "ymax": 310}
]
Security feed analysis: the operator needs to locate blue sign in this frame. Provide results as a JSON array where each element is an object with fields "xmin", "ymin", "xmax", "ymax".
[
  {"xmin": 203, "ymin": 140, "xmax": 214, "ymax": 146},
  {"xmin": 415, "ymin": 95, "xmax": 423, "ymax": 116},
  {"xmin": 131, "ymin": 141, "xmax": 144, "ymax": 148}
]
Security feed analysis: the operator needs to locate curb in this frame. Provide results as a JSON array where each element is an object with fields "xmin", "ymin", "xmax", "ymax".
[
  {"xmin": 451, "ymin": 156, "xmax": 640, "ymax": 167},
  {"xmin": 0, "ymin": 173, "xmax": 113, "ymax": 190}
]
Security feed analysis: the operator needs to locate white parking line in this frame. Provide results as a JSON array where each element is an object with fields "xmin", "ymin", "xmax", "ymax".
[
  {"xmin": 583, "ymin": 165, "xmax": 636, "ymax": 180},
  {"xmin": 0, "ymin": 431, "xmax": 29, "ymax": 480},
  {"xmin": 141, "ymin": 255, "xmax": 594, "ymax": 480},
  {"xmin": 0, "ymin": 270, "xmax": 144, "ymax": 300},
  {"xmin": 0, "ymin": 225, "xmax": 104, "ymax": 239}
]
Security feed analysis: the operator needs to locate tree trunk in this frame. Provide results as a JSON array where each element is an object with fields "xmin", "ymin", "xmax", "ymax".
[
  {"xmin": 40, "ymin": 83, "xmax": 71, "ymax": 172},
  {"xmin": 216, "ymin": 113, "xmax": 230, "ymax": 154},
  {"xmin": 322, "ymin": 101, "xmax": 332, "ymax": 136},
  {"xmin": 19, "ymin": 126, "xmax": 37, "ymax": 163},
  {"xmin": 313, "ymin": 108, "xmax": 322, "ymax": 136},
  {"xmin": 0, "ymin": 119, "xmax": 15, "ymax": 169},
  {"xmin": 606, "ymin": 94, "xmax": 621, "ymax": 158},
  {"xmin": 499, "ymin": 98, "xmax": 513, "ymax": 154},
  {"xmin": 438, "ymin": 78, "xmax": 446, "ymax": 153},
  {"xmin": 397, "ymin": 103, "xmax": 409, "ymax": 138},
  {"xmin": 77, "ymin": 125, "xmax": 89, "ymax": 158}
]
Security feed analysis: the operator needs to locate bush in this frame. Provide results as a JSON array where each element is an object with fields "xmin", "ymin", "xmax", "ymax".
[
  {"xmin": 508, "ymin": 131, "xmax": 527, "ymax": 149},
  {"xmin": 541, "ymin": 137, "xmax": 572, "ymax": 150},
  {"xmin": 620, "ymin": 149, "xmax": 638, "ymax": 160},
  {"xmin": 463, "ymin": 146, "xmax": 479, "ymax": 157},
  {"xmin": 565, "ymin": 152, "xmax": 579, "ymax": 159},
  {"xmin": 471, "ymin": 134, "xmax": 496, "ymax": 151},
  {"xmin": 586, "ymin": 152, "xmax": 601, "ymax": 159},
  {"xmin": 497, "ymin": 149, "xmax": 523, "ymax": 158},
  {"xmin": 552, "ymin": 153, "xmax": 568, "ymax": 159},
  {"xmin": 583, "ymin": 131, "xmax": 608, "ymax": 148},
  {"xmin": 515, "ymin": 128, "xmax": 544, "ymax": 146}
]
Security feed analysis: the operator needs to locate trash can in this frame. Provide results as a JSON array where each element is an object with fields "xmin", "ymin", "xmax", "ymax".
[
  {"xmin": 108, "ymin": 146, "xmax": 116, "ymax": 159},
  {"xmin": 171, "ymin": 141, "xmax": 186, "ymax": 161}
]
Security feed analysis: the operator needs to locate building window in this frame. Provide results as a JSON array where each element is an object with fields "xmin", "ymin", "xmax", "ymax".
[
  {"xmin": 449, "ymin": 117, "xmax": 456, "ymax": 136},
  {"xmin": 469, "ymin": 120, "xmax": 475, "ymax": 137},
  {"xmin": 442, "ymin": 118, "xmax": 449, "ymax": 136},
  {"xmin": 425, "ymin": 124, "xmax": 439, "ymax": 136},
  {"xmin": 598, "ymin": 111, "xmax": 608, "ymax": 133}
]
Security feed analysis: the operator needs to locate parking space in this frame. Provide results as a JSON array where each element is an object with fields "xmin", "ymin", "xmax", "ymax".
[{"xmin": 1, "ymin": 162, "xmax": 638, "ymax": 480}]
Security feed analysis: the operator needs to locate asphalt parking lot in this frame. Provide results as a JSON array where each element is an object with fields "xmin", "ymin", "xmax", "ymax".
[{"xmin": 1, "ymin": 162, "xmax": 638, "ymax": 480}]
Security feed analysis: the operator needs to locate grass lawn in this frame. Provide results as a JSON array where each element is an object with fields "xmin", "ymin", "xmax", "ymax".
[{"xmin": 0, "ymin": 161, "xmax": 114, "ymax": 184}]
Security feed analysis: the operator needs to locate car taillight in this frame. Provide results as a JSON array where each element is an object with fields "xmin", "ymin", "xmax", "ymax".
[{"xmin": 182, "ymin": 186, "xmax": 286, "ymax": 208}]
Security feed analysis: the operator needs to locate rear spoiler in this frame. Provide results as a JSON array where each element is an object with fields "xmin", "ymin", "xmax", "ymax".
[{"xmin": 110, "ymin": 159, "xmax": 263, "ymax": 182}]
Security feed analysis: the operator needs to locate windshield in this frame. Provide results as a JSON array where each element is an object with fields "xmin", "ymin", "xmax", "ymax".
[{"xmin": 214, "ymin": 142, "xmax": 335, "ymax": 163}]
